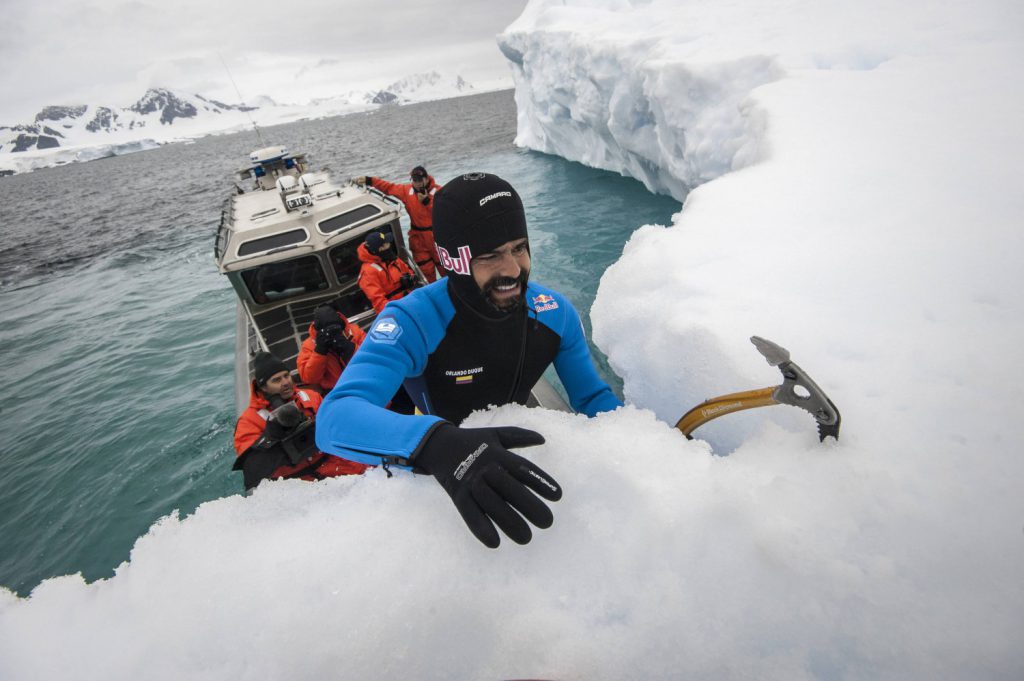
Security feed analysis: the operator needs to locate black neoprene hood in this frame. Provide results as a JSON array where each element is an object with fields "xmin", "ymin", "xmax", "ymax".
[
  {"xmin": 432, "ymin": 172, "xmax": 529, "ymax": 269},
  {"xmin": 433, "ymin": 172, "xmax": 531, "ymax": 318}
]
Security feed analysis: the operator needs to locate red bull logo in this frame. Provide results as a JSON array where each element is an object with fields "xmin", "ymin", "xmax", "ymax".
[
  {"xmin": 532, "ymin": 293, "xmax": 559, "ymax": 312},
  {"xmin": 435, "ymin": 244, "xmax": 473, "ymax": 275}
]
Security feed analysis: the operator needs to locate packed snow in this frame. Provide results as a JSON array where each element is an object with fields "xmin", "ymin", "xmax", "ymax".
[{"xmin": 2, "ymin": 0, "xmax": 1023, "ymax": 679}]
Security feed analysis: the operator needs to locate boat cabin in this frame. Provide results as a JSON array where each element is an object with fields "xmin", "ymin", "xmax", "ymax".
[{"xmin": 214, "ymin": 146, "xmax": 417, "ymax": 408}]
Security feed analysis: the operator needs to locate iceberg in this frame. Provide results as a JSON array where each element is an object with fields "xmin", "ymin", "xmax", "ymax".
[
  {"xmin": 73, "ymin": 139, "xmax": 162, "ymax": 162},
  {"xmin": 0, "ymin": 139, "xmax": 162, "ymax": 174},
  {"xmin": 2, "ymin": 1, "xmax": 1022, "ymax": 679}
]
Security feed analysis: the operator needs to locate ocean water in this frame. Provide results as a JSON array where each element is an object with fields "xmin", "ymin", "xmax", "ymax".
[{"xmin": 0, "ymin": 90, "xmax": 681, "ymax": 596}]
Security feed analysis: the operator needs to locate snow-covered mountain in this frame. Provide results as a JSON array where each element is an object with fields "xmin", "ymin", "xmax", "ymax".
[
  {"xmin": 374, "ymin": 72, "xmax": 473, "ymax": 104},
  {"xmin": 0, "ymin": 72, "xmax": 482, "ymax": 174},
  {"xmin": 1, "ymin": 89, "xmax": 250, "ymax": 153}
]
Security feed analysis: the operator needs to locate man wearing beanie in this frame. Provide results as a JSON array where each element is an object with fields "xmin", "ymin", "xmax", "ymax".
[
  {"xmin": 355, "ymin": 166, "xmax": 444, "ymax": 282},
  {"xmin": 233, "ymin": 351, "xmax": 368, "ymax": 490},
  {"xmin": 316, "ymin": 173, "xmax": 622, "ymax": 548}
]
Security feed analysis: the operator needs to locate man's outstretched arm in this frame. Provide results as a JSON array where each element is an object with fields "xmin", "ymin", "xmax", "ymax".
[{"xmin": 315, "ymin": 303, "xmax": 562, "ymax": 547}]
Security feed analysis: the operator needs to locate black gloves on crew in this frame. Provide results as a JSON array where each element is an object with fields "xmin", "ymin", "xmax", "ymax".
[
  {"xmin": 333, "ymin": 335, "xmax": 356, "ymax": 361},
  {"xmin": 313, "ymin": 306, "xmax": 356, "ymax": 360},
  {"xmin": 314, "ymin": 305, "xmax": 339, "ymax": 347},
  {"xmin": 411, "ymin": 423, "xmax": 562, "ymax": 548},
  {"xmin": 400, "ymin": 273, "xmax": 418, "ymax": 291},
  {"xmin": 316, "ymin": 331, "xmax": 355, "ymax": 361},
  {"xmin": 313, "ymin": 332, "xmax": 331, "ymax": 355}
]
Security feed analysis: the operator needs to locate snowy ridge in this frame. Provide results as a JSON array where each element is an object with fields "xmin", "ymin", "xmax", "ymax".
[
  {"xmin": 1, "ymin": 89, "xmax": 254, "ymax": 153},
  {"xmin": 378, "ymin": 71, "xmax": 474, "ymax": 103},
  {"xmin": 0, "ymin": 73, "xmax": 481, "ymax": 175}
]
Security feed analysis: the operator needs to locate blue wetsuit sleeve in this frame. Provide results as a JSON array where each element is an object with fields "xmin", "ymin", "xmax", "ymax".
[
  {"xmin": 551, "ymin": 297, "xmax": 624, "ymax": 417},
  {"xmin": 315, "ymin": 303, "xmax": 444, "ymax": 467}
]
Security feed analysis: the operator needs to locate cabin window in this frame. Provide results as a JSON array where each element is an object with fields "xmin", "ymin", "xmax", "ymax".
[
  {"xmin": 318, "ymin": 205, "xmax": 381, "ymax": 234},
  {"xmin": 237, "ymin": 228, "xmax": 308, "ymax": 256},
  {"xmin": 338, "ymin": 288, "xmax": 374, "ymax": 318},
  {"xmin": 328, "ymin": 234, "xmax": 370, "ymax": 282},
  {"xmin": 240, "ymin": 256, "xmax": 329, "ymax": 304}
]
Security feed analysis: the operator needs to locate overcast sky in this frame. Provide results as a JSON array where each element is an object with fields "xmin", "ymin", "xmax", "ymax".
[{"xmin": 0, "ymin": 0, "xmax": 529, "ymax": 123}]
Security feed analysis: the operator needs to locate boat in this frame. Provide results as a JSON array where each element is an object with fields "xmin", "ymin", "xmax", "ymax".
[
  {"xmin": 214, "ymin": 144, "xmax": 570, "ymax": 414},
  {"xmin": 214, "ymin": 145, "xmax": 419, "ymax": 410}
]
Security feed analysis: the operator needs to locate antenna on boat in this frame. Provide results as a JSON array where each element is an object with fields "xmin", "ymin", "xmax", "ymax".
[{"xmin": 218, "ymin": 52, "xmax": 266, "ymax": 147}]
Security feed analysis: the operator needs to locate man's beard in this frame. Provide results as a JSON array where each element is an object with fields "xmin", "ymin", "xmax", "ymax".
[{"xmin": 481, "ymin": 270, "xmax": 529, "ymax": 312}]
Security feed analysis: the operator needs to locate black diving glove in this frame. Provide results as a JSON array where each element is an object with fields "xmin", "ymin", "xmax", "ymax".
[
  {"xmin": 411, "ymin": 423, "xmax": 562, "ymax": 548},
  {"xmin": 314, "ymin": 331, "xmax": 331, "ymax": 355},
  {"xmin": 330, "ymin": 334, "xmax": 356, "ymax": 362}
]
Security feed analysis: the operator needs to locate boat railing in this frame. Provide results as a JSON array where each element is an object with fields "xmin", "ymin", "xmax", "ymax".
[
  {"xmin": 364, "ymin": 185, "xmax": 405, "ymax": 211},
  {"xmin": 246, "ymin": 288, "xmax": 373, "ymax": 372},
  {"xmin": 214, "ymin": 197, "xmax": 234, "ymax": 261}
]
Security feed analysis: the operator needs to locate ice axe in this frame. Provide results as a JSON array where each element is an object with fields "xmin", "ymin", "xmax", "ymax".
[{"xmin": 675, "ymin": 336, "xmax": 841, "ymax": 441}]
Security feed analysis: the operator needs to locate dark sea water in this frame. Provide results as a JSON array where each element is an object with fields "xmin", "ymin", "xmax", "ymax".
[{"xmin": 0, "ymin": 90, "xmax": 680, "ymax": 595}]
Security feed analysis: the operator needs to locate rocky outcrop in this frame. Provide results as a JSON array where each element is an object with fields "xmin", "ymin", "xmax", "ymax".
[
  {"xmin": 371, "ymin": 91, "xmax": 399, "ymax": 105},
  {"xmin": 35, "ymin": 105, "xmax": 87, "ymax": 123},
  {"xmin": 11, "ymin": 133, "xmax": 61, "ymax": 152},
  {"xmin": 86, "ymin": 107, "xmax": 120, "ymax": 133},
  {"xmin": 129, "ymin": 88, "xmax": 198, "ymax": 125},
  {"xmin": 195, "ymin": 94, "xmax": 258, "ymax": 112}
]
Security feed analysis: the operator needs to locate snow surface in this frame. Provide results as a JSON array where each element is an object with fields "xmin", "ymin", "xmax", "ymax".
[{"xmin": 3, "ymin": 1, "xmax": 1024, "ymax": 679}]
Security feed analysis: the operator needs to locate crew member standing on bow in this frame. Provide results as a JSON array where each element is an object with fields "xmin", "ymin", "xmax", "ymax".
[
  {"xmin": 297, "ymin": 303, "xmax": 366, "ymax": 393},
  {"xmin": 355, "ymin": 166, "xmax": 444, "ymax": 282},
  {"xmin": 316, "ymin": 173, "xmax": 623, "ymax": 548},
  {"xmin": 233, "ymin": 352, "xmax": 368, "ymax": 491},
  {"xmin": 357, "ymin": 230, "xmax": 419, "ymax": 313}
]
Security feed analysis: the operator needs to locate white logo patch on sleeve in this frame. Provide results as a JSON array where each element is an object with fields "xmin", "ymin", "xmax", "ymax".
[{"xmin": 369, "ymin": 317, "xmax": 403, "ymax": 345}]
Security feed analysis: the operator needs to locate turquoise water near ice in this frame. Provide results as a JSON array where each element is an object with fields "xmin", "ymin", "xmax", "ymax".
[{"xmin": 0, "ymin": 90, "xmax": 681, "ymax": 595}]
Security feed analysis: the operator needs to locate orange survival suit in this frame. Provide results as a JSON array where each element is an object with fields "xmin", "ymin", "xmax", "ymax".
[
  {"xmin": 233, "ymin": 382, "xmax": 368, "ymax": 490},
  {"xmin": 356, "ymin": 242, "xmax": 417, "ymax": 313},
  {"xmin": 368, "ymin": 175, "xmax": 444, "ymax": 281},
  {"xmin": 296, "ymin": 315, "xmax": 367, "ymax": 393}
]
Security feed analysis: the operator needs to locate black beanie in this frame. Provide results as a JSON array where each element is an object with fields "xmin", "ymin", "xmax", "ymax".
[
  {"xmin": 432, "ymin": 173, "xmax": 529, "ymax": 278},
  {"xmin": 364, "ymin": 230, "xmax": 393, "ymax": 255},
  {"xmin": 252, "ymin": 351, "xmax": 288, "ymax": 385},
  {"xmin": 410, "ymin": 165, "xmax": 427, "ymax": 179}
]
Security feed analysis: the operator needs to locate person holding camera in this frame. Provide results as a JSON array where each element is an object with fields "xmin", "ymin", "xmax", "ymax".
[
  {"xmin": 232, "ymin": 352, "xmax": 368, "ymax": 491},
  {"xmin": 356, "ymin": 230, "xmax": 421, "ymax": 313},
  {"xmin": 297, "ymin": 304, "xmax": 367, "ymax": 393}
]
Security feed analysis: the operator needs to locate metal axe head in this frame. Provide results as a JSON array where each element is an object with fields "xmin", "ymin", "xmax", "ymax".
[{"xmin": 750, "ymin": 336, "xmax": 841, "ymax": 441}]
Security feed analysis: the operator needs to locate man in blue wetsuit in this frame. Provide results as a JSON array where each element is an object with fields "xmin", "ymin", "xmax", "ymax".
[{"xmin": 316, "ymin": 172, "xmax": 622, "ymax": 548}]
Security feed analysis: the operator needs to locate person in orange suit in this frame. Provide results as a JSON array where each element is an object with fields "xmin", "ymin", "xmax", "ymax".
[
  {"xmin": 356, "ymin": 230, "xmax": 418, "ymax": 313},
  {"xmin": 297, "ymin": 304, "xmax": 366, "ymax": 393},
  {"xmin": 356, "ymin": 166, "xmax": 444, "ymax": 281},
  {"xmin": 232, "ymin": 351, "xmax": 368, "ymax": 490}
]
